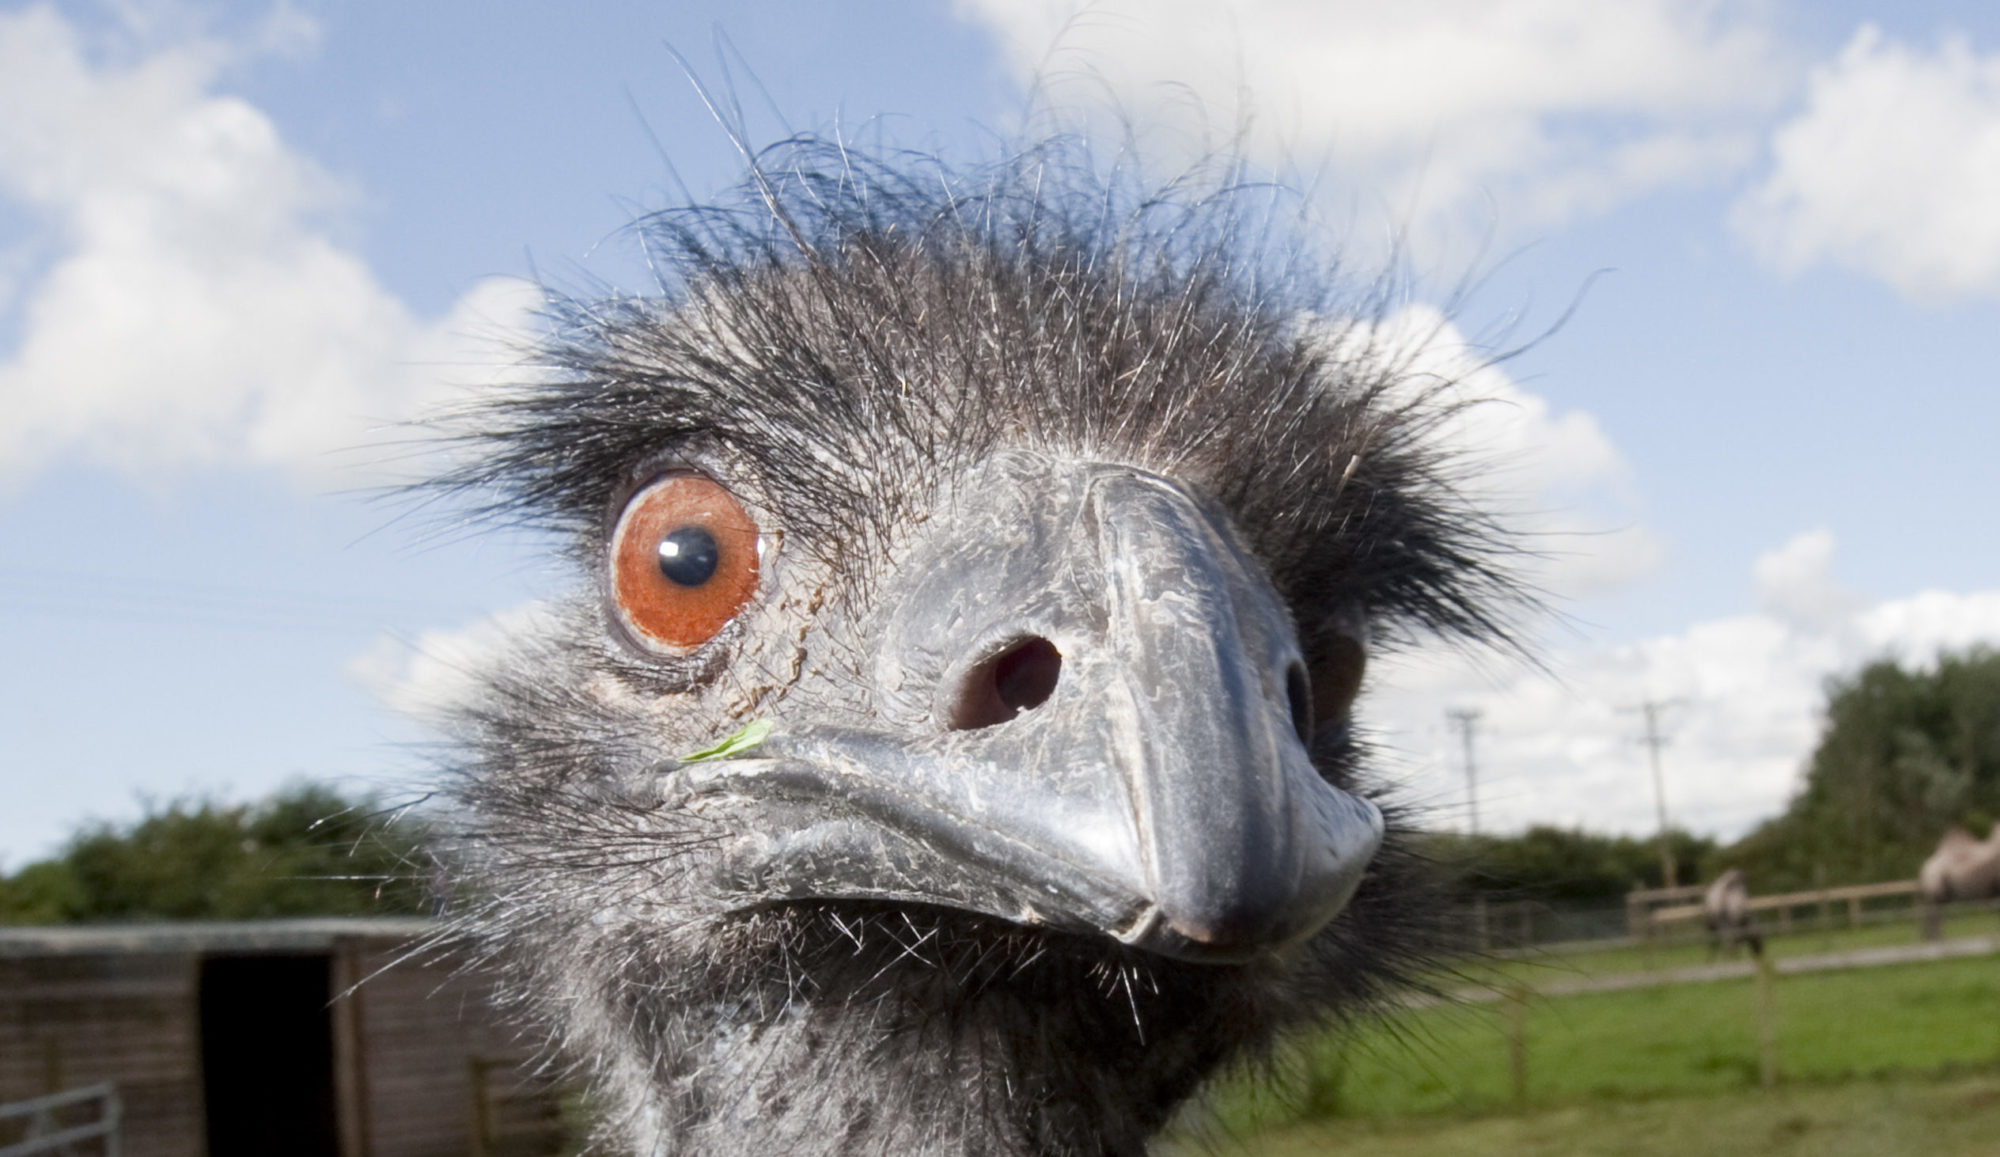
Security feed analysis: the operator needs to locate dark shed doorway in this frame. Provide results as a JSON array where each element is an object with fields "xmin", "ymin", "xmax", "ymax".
[{"xmin": 198, "ymin": 953, "xmax": 340, "ymax": 1157}]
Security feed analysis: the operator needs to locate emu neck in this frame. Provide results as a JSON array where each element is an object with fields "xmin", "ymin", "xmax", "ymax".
[
  {"xmin": 596, "ymin": 923, "xmax": 1253, "ymax": 1157},
  {"xmin": 630, "ymin": 996, "xmax": 1190, "ymax": 1156}
]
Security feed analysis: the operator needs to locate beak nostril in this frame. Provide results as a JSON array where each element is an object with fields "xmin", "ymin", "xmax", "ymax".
[
  {"xmin": 949, "ymin": 636, "xmax": 1063, "ymax": 731},
  {"xmin": 995, "ymin": 637, "xmax": 1062, "ymax": 712},
  {"xmin": 1285, "ymin": 663, "xmax": 1313, "ymax": 746}
]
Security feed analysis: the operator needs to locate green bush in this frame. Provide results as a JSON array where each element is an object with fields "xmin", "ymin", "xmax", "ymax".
[
  {"xmin": 0, "ymin": 784, "xmax": 431, "ymax": 924},
  {"xmin": 1426, "ymin": 826, "xmax": 1717, "ymax": 904}
]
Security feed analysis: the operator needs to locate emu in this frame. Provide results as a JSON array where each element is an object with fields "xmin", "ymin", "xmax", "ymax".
[
  {"xmin": 1918, "ymin": 823, "xmax": 2000, "ymax": 940},
  {"xmin": 432, "ymin": 142, "xmax": 1516, "ymax": 1156},
  {"xmin": 1701, "ymin": 868, "xmax": 1762, "ymax": 958}
]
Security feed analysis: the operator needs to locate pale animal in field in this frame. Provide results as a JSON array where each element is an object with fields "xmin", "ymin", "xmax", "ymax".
[
  {"xmin": 1702, "ymin": 868, "xmax": 1763, "ymax": 957},
  {"xmin": 1918, "ymin": 823, "xmax": 2000, "ymax": 940}
]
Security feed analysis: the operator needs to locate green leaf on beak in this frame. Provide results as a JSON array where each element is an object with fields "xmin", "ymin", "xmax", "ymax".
[{"xmin": 678, "ymin": 718, "xmax": 773, "ymax": 762}]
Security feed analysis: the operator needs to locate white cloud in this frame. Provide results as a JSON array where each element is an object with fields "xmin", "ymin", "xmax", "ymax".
[
  {"xmin": 1752, "ymin": 526, "xmax": 1860, "ymax": 632},
  {"xmin": 1332, "ymin": 304, "xmax": 1662, "ymax": 600},
  {"xmin": 349, "ymin": 601, "xmax": 561, "ymax": 725},
  {"xmin": 1734, "ymin": 26, "xmax": 2000, "ymax": 300},
  {"xmin": 959, "ymin": 0, "xmax": 1786, "ymax": 259},
  {"xmin": 1371, "ymin": 529, "xmax": 2000, "ymax": 840},
  {"xmin": 0, "ymin": 5, "xmax": 539, "ymax": 483}
]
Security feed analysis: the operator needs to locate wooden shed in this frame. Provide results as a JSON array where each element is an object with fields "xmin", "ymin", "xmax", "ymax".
[{"xmin": 0, "ymin": 919, "xmax": 563, "ymax": 1157}]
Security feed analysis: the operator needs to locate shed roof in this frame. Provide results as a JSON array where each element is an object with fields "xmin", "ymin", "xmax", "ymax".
[{"xmin": 0, "ymin": 917, "xmax": 437, "ymax": 957}]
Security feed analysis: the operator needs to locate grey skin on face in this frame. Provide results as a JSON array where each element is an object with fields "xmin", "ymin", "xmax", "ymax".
[{"xmin": 678, "ymin": 452, "xmax": 1385, "ymax": 964}]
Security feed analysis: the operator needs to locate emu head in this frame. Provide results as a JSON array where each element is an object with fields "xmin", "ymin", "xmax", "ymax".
[{"xmin": 435, "ymin": 144, "xmax": 1513, "ymax": 1156}]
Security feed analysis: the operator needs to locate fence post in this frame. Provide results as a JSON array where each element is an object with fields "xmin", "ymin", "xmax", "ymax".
[
  {"xmin": 468, "ymin": 1056, "xmax": 493, "ymax": 1157},
  {"xmin": 1815, "ymin": 865, "xmax": 1832, "ymax": 947},
  {"xmin": 1754, "ymin": 956, "xmax": 1780, "ymax": 1089},
  {"xmin": 1632, "ymin": 886, "xmax": 1656, "ymax": 970},
  {"xmin": 104, "ymin": 1086, "xmax": 123, "ymax": 1157},
  {"xmin": 1506, "ymin": 985, "xmax": 1529, "ymax": 1107}
]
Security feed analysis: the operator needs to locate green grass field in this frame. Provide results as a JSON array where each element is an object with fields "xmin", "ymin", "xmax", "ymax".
[
  {"xmin": 1171, "ymin": 942, "xmax": 2000, "ymax": 1154},
  {"xmin": 1184, "ymin": 1071, "xmax": 2000, "ymax": 1157}
]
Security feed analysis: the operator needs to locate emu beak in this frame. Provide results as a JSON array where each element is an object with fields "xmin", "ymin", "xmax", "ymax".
[{"xmin": 676, "ymin": 452, "xmax": 1383, "ymax": 963}]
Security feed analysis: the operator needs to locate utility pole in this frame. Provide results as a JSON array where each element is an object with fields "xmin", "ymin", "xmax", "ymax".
[
  {"xmin": 1447, "ymin": 707, "xmax": 1489, "ymax": 949},
  {"xmin": 1447, "ymin": 708, "xmax": 1482, "ymax": 837},
  {"xmin": 1630, "ymin": 699, "xmax": 1682, "ymax": 889}
]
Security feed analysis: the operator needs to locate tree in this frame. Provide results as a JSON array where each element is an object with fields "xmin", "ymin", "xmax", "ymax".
[
  {"xmin": 1428, "ymin": 825, "xmax": 1717, "ymax": 905},
  {"xmin": 0, "ymin": 784, "xmax": 432, "ymax": 924},
  {"xmin": 1719, "ymin": 648, "xmax": 2000, "ymax": 890}
]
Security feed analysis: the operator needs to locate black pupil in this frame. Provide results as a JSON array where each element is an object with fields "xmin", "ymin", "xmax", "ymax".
[{"xmin": 657, "ymin": 526, "xmax": 720, "ymax": 587}]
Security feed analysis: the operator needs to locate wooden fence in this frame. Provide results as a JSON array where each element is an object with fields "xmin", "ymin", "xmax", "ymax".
[
  {"xmin": 1483, "ymin": 966, "xmax": 1788, "ymax": 1106},
  {"xmin": 1636, "ymin": 879, "xmax": 1924, "ymax": 940},
  {"xmin": 1460, "ymin": 933, "xmax": 2000, "ymax": 1105},
  {"xmin": 1458, "ymin": 878, "xmax": 1982, "ymax": 959},
  {"xmin": 1457, "ymin": 899, "xmax": 1634, "ymax": 952},
  {"xmin": 0, "ymin": 1083, "xmax": 122, "ymax": 1157}
]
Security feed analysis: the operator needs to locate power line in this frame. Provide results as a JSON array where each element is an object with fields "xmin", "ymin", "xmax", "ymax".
[{"xmin": 0, "ymin": 566, "xmax": 470, "ymax": 634}]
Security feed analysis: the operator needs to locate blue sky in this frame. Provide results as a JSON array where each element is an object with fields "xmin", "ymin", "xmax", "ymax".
[{"xmin": 3, "ymin": 0, "xmax": 1998, "ymax": 862}]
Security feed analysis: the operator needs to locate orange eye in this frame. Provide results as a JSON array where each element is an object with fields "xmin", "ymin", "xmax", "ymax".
[{"xmin": 609, "ymin": 475, "xmax": 761, "ymax": 650}]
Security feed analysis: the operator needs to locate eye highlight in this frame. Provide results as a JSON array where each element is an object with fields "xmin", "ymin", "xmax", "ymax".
[{"xmin": 610, "ymin": 475, "xmax": 761, "ymax": 650}]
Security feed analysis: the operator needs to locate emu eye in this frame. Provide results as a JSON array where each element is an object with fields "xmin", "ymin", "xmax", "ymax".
[{"xmin": 610, "ymin": 475, "xmax": 760, "ymax": 650}]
